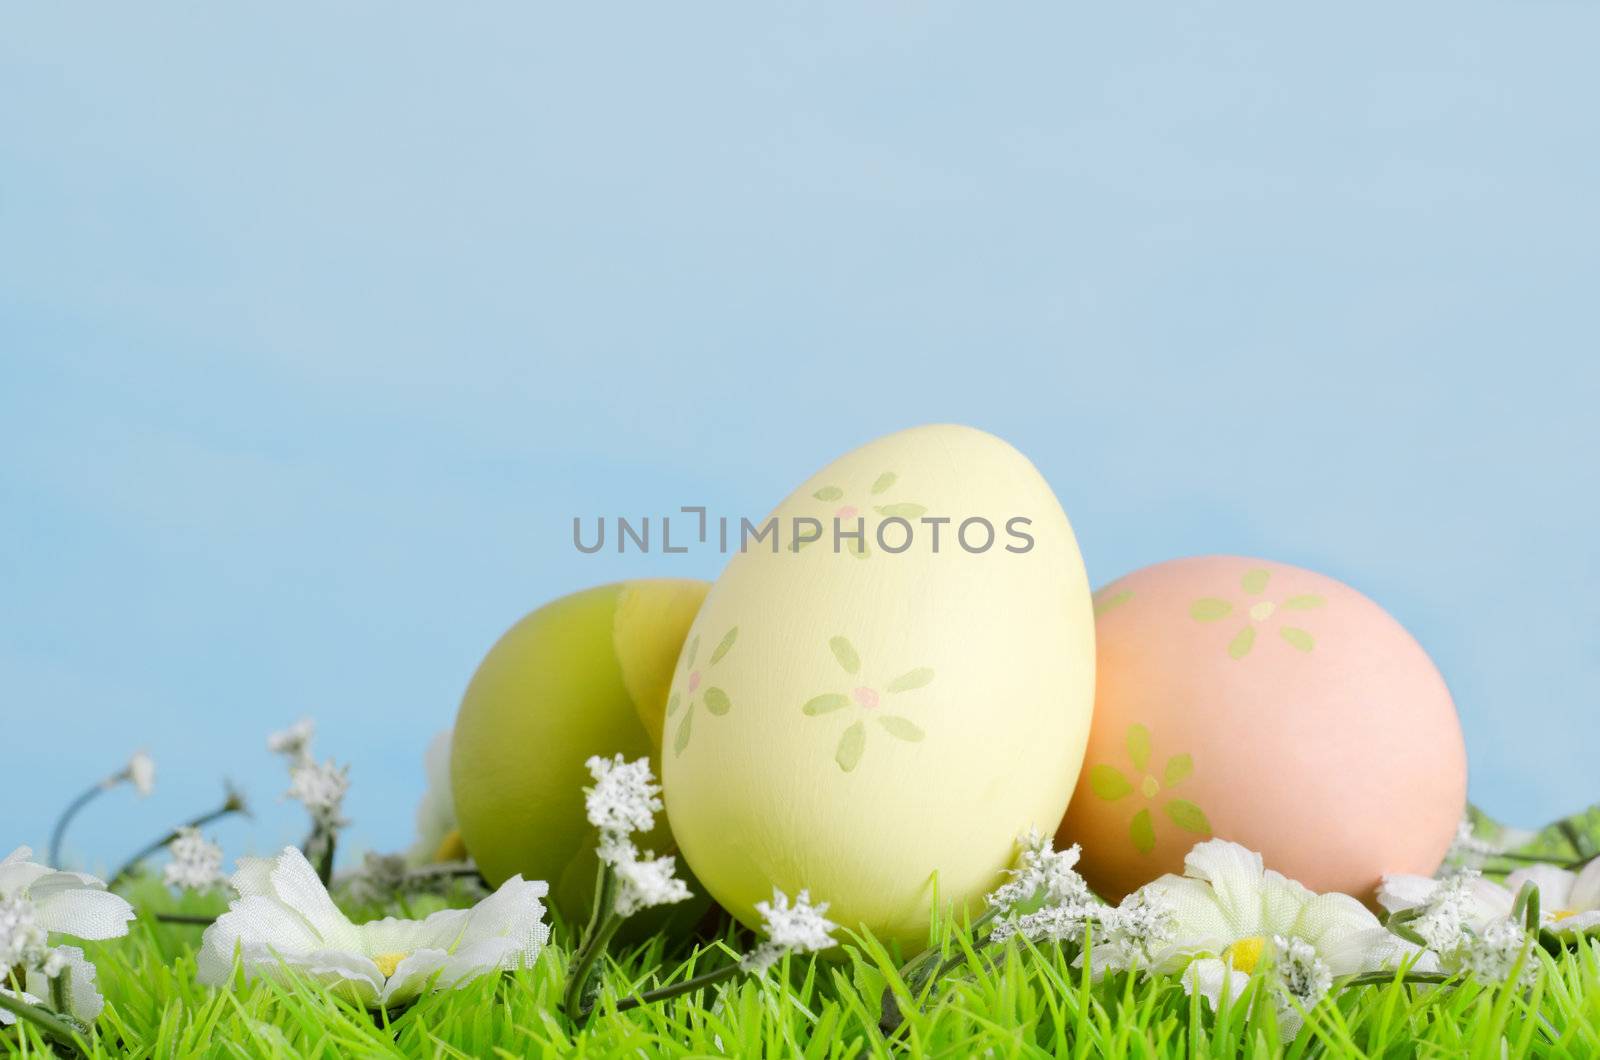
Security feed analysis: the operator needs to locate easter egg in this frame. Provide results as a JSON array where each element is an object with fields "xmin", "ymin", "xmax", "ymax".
[
  {"xmin": 661, "ymin": 424, "xmax": 1096, "ymax": 949},
  {"xmin": 1057, "ymin": 556, "xmax": 1466, "ymax": 904},
  {"xmin": 451, "ymin": 579, "xmax": 710, "ymax": 918}
]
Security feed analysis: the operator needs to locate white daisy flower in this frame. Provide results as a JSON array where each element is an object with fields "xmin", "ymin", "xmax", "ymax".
[
  {"xmin": 0, "ymin": 848, "xmax": 136, "ymax": 943},
  {"xmin": 287, "ymin": 758, "xmax": 350, "ymax": 825},
  {"xmin": 583, "ymin": 755, "xmax": 662, "ymax": 838},
  {"xmin": 408, "ymin": 730, "xmax": 464, "ymax": 866},
  {"xmin": 1146, "ymin": 840, "xmax": 1432, "ymax": 1040},
  {"xmin": 604, "ymin": 840, "xmax": 692, "ymax": 918},
  {"xmin": 164, "ymin": 828, "xmax": 225, "ymax": 894},
  {"xmin": 197, "ymin": 847, "xmax": 549, "ymax": 1009},
  {"xmin": 741, "ymin": 889, "xmax": 839, "ymax": 973},
  {"xmin": 267, "ymin": 718, "xmax": 317, "ymax": 763},
  {"xmin": 1497, "ymin": 859, "xmax": 1600, "ymax": 937},
  {"xmin": 124, "ymin": 751, "xmax": 156, "ymax": 797}
]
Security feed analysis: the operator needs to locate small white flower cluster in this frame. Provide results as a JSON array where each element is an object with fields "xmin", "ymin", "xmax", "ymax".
[
  {"xmin": 741, "ymin": 889, "xmax": 839, "ymax": 973},
  {"xmin": 986, "ymin": 829, "xmax": 1098, "ymax": 945},
  {"xmin": 0, "ymin": 848, "xmax": 135, "ymax": 1028},
  {"xmin": 270, "ymin": 719, "xmax": 349, "ymax": 828},
  {"xmin": 1383, "ymin": 869, "xmax": 1541, "ymax": 987},
  {"xmin": 124, "ymin": 751, "xmax": 157, "ymax": 798},
  {"xmin": 583, "ymin": 755, "xmax": 691, "ymax": 917},
  {"xmin": 164, "ymin": 827, "xmax": 225, "ymax": 894},
  {"xmin": 1090, "ymin": 889, "xmax": 1178, "ymax": 973},
  {"xmin": 1272, "ymin": 935, "xmax": 1334, "ymax": 1009}
]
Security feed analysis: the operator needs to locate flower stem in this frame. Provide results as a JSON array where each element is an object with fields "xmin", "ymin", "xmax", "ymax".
[
  {"xmin": 579, "ymin": 962, "xmax": 743, "ymax": 1020},
  {"xmin": 881, "ymin": 904, "xmax": 1002, "ymax": 1032},
  {"xmin": 0, "ymin": 991, "xmax": 87, "ymax": 1052},
  {"xmin": 48, "ymin": 776, "xmax": 116, "ymax": 867},
  {"xmin": 1340, "ymin": 971, "xmax": 1455, "ymax": 987},
  {"xmin": 107, "ymin": 797, "xmax": 247, "ymax": 890},
  {"xmin": 563, "ymin": 863, "xmax": 621, "ymax": 1024},
  {"xmin": 154, "ymin": 912, "xmax": 217, "ymax": 926}
]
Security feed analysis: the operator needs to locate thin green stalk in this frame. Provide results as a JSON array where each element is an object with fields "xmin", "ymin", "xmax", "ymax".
[
  {"xmin": 154, "ymin": 912, "xmax": 217, "ymax": 926},
  {"xmin": 1340, "ymin": 971, "xmax": 1454, "ymax": 987},
  {"xmin": 580, "ymin": 961, "xmax": 743, "ymax": 1020},
  {"xmin": 0, "ymin": 991, "xmax": 86, "ymax": 1052},
  {"xmin": 48, "ymin": 777, "xmax": 116, "ymax": 867},
  {"xmin": 107, "ymin": 792, "xmax": 247, "ymax": 889},
  {"xmin": 563, "ymin": 863, "xmax": 622, "ymax": 1023}
]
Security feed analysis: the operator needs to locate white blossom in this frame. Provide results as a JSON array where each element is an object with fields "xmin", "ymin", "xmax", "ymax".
[
  {"xmin": 741, "ymin": 889, "xmax": 839, "ymax": 972},
  {"xmin": 287, "ymin": 758, "xmax": 350, "ymax": 825},
  {"xmin": 0, "ymin": 897, "xmax": 49, "ymax": 981},
  {"xmin": 164, "ymin": 827, "xmax": 225, "ymax": 894},
  {"xmin": 124, "ymin": 751, "xmax": 156, "ymax": 797},
  {"xmin": 583, "ymin": 755, "xmax": 662, "ymax": 838},
  {"xmin": 1087, "ymin": 889, "xmax": 1179, "ymax": 975},
  {"xmin": 987, "ymin": 829, "xmax": 1092, "ymax": 915},
  {"xmin": 0, "ymin": 848, "xmax": 135, "ymax": 943},
  {"xmin": 198, "ymin": 847, "xmax": 549, "ymax": 1009},
  {"xmin": 1378, "ymin": 868, "xmax": 1548, "ymax": 984},
  {"xmin": 1145, "ymin": 840, "xmax": 1431, "ymax": 1040},
  {"xmin": 267, "ymin": 718, "xmax": 317, "ymax": 763},
  {"xmin": 608, "ymin": 841, "xmax": 692, "ymax": 918}
]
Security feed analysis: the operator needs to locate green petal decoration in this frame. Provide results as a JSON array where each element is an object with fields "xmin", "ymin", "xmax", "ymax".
[
  {"xmin": 709, "ymin": 627, "xmax": 738, "ymax": 665},
  {"xmin": 1280, "ymin": 627, "xmax": 1315, "ymax": 652},
  {"xmin": 674, "ymin": 705, "xmax": 694, "ymax": 755},
  {"xmin": 803, "ymin": 693, "xmax": 850, "ymax": 716},
  {"xmin": 1094, "ymin": 589, "xmax": 1133, "ymax": 617},
  {"xmin": 813, "ymin": 486, "xmax": 844, "ymax": 501},
  {"xmin": 1284, "ymin": 594, "xmax": 1325, "ymax": 610},
  {"xmin": 1190, "ymin": 598, "xmax": 1233, "ymax": 622},
  {"xmin": 1163, "ymin": 753, "xmax": 1193, "ymax": 786},
  {"xmin": 1165, "ymin": 799, "xmax": 1212, "ymax": 835},
  {"xmin": 703, "ymin": 687, "xmax": 732, "ymax": 716},
  {"xmin": 1090, "ymin": 764, "xmax": 1133, "ymax": 800},
  {"xmin": 835, "ymin": 721, "xmax": 866, "ymax": 772},
  {"xmin": 877, "ymin": 715, "xmax": 924, "ymax": 742},
  {"xmin": 1228, "ymin": 626, "xmax": 1256, "ymax": 660},
  {"xmin": 685, "ymin": 635, "xmax": 700, "ymax": 668},
  {"xmin": 1130, "ymin": 809, "xmax": 1157, "ymax": 854},
  {"xmin": 870, "ymin": 471, "xmax": 898, "ymax": 495},
  {"xmin": 830, "ymin": 636, "xmax": 861, "ymax": 674},
  {"xmin": 666, "ymin": 692, "xmax": 680, "ymax": 717},
  {"xmin": 885, "ymin": 667, "xmax": 934, "ymax": 693},
  {"xmin": 1241, "ymin": 569, "xmax": 1271, "ymax": 594},
  {"xmin": 874, "ymin": 503, "xmax": 927, "ymax": 519},
  {"xmin": 1126, "ymin": 724, "xmax": 1151, "ymax": 770}
]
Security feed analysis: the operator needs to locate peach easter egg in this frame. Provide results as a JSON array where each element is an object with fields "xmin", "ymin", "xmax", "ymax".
[{"xmin": 1058, "ymin": 556, "xmax": 1466, "ymax": 904}]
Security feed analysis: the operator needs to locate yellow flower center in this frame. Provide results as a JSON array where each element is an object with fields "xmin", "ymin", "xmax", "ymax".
[
  {"xmin": 1551, "ymin": 908, "xmax": 1579, "ymax": 921},
  {"xmin": 1248, "ymin": 601, "xmax": 1276, "ymax": 622},
  {"xmin": 1140, "ymin": 775, "xmax": 1160, "ymax": 798},
  {"xmin": 434, "ymin": 829, "xmax": 469, "ymax": 863},
  {"xmin": 1223, "ymin": 936, "xmax": 1269, "ymax": 973},
  {"xmin": 373, "ymin": 952, "xmax": 409, "ymax": 978}
]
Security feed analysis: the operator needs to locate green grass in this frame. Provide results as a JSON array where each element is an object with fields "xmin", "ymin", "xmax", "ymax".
[{"xmin": 6, "ymin": 878, "xmax": 1600, "ymax": 1059}]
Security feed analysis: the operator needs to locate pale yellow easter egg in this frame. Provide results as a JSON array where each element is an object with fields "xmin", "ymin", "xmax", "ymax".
[{"xmin": 661, "ymin": 424, "xmax": 1095, "ymax": 950}]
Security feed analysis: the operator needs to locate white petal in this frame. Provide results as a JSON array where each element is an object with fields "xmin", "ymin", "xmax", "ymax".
[
  {"xmin": 452, "ymin": 876, "xmax": 551, "ymax": 967},
  {"xmin": 229, "ymin": 857, "xmax": 278, "ymax": 900},
  {"xmin": 1462, "ymin": 877, "xmax": 1517, "ymax": 928},
  {"xmin": 1319, "ymin": 926, "xmax": 1434, "ymax": 975},
  {"xmin": 32, "ymin": 883, "xmax": 136, "ymax": 940},
  {"xmin": 197, "ymin": 896, "xmax": 325, "ymax": 984},
  {"xmin": 1566, "ymin": 858, "xmax": 1600, "ymax": 911},
  {"xmin": 1181, "ymin": 840, "xmax": 1282, "ymax": 936},
  {"xmin": 441, "ymin": 937, "xmax": 521, "ymax": 984},
  {"xmin": 1259, "ymin": 870, "xmax": 1316, "ymax": 937},
  {"xmin": 264, "ymin": 848, "xmax": 361, "ymax": 949},
  {"xmin": 1290, "ymin": 892, "xmax": 1384, "ymax": 973},
  {"xmin": 232, "ymin": 946, "xmax": 384, "ymax": 1007},
  {"xmin": 1548, "ymin": 910, "xmax": 1600, "ymax": 935},
  {"xmin": 1, "ymin": 847, "xmax": 31, "ymax": 865},
  {"xmin": 1182, "ymin": 957, "xmax": 1249, "ymax": 1012},
  {"xmin": 1141, "ymin": 876, "xmax": 1237, "ymax": 958},
  {"xmin": 1504, "ymin": 865, "xmax": 1576, "ymax": 909},
  {"xmin": 357, "ymin": 908, "xmax": 470, "ymax": 955},
  {"xmin": 0, "ymin": 861, "xmax": 52, "ymax": 898},
  {"xmin": 1376, "ymin": 874, "xmax": 1438, "ymax": 914},
  {"xmin": 379, "ymin": 948, "xmax": 452, "ymax": 1007},
  {"xmin": 23, "ymin": 946, "xmax": 104, "ymax": 1023}
]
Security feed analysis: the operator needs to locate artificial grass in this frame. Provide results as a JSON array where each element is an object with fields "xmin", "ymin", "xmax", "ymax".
[{"xmin": 5, "ymin": 875, "xmax": 1599, "ymax": 1059}]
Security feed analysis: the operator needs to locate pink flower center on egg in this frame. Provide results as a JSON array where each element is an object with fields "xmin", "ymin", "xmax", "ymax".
[
  {"xmin": 836, "ymin": 505, "xmax": 859, "ymax": 520},
  {"xmin": 688, "ymin": 671, "xmax": 702, "ymax": 692},
  {"xmin": 852, "ymin": 686, "xmax": 879, "ymax": 709}
]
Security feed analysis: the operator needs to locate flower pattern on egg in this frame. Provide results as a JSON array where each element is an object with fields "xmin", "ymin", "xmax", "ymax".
[
  {"xmin": 1089, "ymin": 723, "xmax": 1211, "ymax": 854},
  {"xmin": 802, "ymin": 635, "xmax": 931, "ymax": 772},
  {"xmin": 667, "ymin": 626, "xmax": 738, "ymax": 756},
  {"xmin": 1188, "ymin": 567, "xmax": 1325, "ymax": 659},
  {"xmin": 797, "ymin": 470, "xmax": 926, "ymax": 559}
]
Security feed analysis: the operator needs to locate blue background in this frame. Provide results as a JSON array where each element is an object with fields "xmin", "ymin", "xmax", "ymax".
[{"xmin": 3, "ymin": 4, "xmax": 1596, "ymax": 871}]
